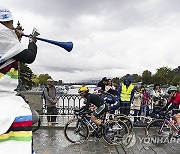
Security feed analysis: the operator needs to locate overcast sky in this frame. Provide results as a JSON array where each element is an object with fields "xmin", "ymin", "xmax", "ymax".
[{"xmin": 1, "ymin": 0, "xmax": 180, "ymax": 82}]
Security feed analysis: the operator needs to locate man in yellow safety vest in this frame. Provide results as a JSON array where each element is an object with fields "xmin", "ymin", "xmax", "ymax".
[{"xmin": 117, "ymin": 76, "xmax": 135, "ymax": 115}]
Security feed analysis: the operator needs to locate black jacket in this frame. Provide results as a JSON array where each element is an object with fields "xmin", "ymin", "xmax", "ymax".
[
  {"xmin": 13, "ymin": 42, "xmax": 37, "ymax": 64},
  {"xmin": 97, "ymin": 81, "xmax": 105, "ymax": 91}
]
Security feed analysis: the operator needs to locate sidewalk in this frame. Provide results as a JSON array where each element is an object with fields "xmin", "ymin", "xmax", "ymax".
[{"xmin": 37, "ymin": 115, "xmax": 73, "ymax": 128}]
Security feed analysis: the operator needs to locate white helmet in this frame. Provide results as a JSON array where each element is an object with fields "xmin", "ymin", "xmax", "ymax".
[{"xmin": 0, "ymin": 6, "xmax": 13, "ymax": 22}]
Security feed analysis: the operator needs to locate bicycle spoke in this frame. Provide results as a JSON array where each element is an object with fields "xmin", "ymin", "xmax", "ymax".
[
  {"xmin": 146, "ymin": 119, "xmax": 171, "ymax": 138},
  {"xmin": 64, "ymin": 119, "xmax": 89, "ymax": 144},
  {"xmin": 103, "ymin": 120, "xmax": 129, "ymax": 145}
]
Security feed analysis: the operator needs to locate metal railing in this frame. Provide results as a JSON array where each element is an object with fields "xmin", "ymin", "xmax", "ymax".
[
  {"xmin": 42, "ymin": 94, "xmax": 179, "ymax": 116},
  {"xmin": 39, "ymin": 94, "xmax": 180, "ymax": 127},
  {"xmin": 42, "ymin": 94, "xmax": 84, "ymax": 115}
]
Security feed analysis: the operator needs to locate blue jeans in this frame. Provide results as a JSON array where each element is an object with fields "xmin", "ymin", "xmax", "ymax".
[{"xmin": 139, "ymin": 105, "xmax": 149, "ymax": 117}]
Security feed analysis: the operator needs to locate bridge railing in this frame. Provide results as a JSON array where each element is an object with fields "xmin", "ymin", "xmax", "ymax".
[{"xmin": 42, "ymin": 94, "xmax": 84, "ymax": 115}]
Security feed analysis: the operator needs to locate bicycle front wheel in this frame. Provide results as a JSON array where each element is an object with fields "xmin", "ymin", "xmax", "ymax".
[
  {"xmin": 103, "ymin": 120, "xmax": 129, "ymax": 145},
  {"xmin": 146, "ymin": 119, "xmax": 172, "ymax": 138},
  {"xmin": 64, "ymin": 118, "xmax": 89, "ymax": 144}
]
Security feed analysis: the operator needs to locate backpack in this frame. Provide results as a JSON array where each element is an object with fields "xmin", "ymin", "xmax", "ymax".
[{"xmin": 42, "ymin": 87, "xmax": 48, "ymax": 100}]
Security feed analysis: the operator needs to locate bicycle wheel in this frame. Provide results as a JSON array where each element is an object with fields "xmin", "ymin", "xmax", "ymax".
[
  {"xmin": 64, "ymin": 118, "xmax": 89, "ymax": 144},
  {"xmin": 146, "ymin": 119, "xmax": 172, "ymax": 138},
  {"xmin": 103, "ymin": 120, "xmax": 129, "ymax": 145},
  {"xmin": 114, "ymin": 114, "xmax": 133, "ymax": 133}
]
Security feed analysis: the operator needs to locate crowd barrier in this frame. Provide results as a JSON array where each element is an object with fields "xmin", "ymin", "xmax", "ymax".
[{"xmin": 21, "ymin": 92, "xmax": 178, "ymax": 117}]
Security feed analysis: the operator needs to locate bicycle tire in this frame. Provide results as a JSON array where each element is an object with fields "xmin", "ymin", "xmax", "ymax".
[
  {"xmin": 103, "ymin": 120, "xmax": 129, "ymax": 145},
  {"xmin": 64, "ymin": 118, "xmax": 89, "ymax": 144},
  {"xmin": 114, "ymin": 114, "xmax": 133, "ymax": 133},
  {"xmin": 146, "ymin": 119, "xmax": 172, "ymax": 138},
  {"xmin": 32, "ymin": 118, "xmax": 41, "ymax": 133}
]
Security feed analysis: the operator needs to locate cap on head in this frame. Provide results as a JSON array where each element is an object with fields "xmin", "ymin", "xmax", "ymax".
[
  {"xmin": 47, "ymin": 79, "xmax": 54, "ymax": 82},
  {"xmin": 124, "ymin": 76, "xmax": 132, "ymax": 83},
  {"xmin": 0, "ymin": 6, "xmax": 13, "ymax": 22}
]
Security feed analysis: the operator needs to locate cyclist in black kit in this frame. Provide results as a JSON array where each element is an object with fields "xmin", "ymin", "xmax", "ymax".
[
  {"xmin": 78, "ymin": 85, "xmax": 108, "ymax": 127},
  {"xmin": 94, "ymin": 87, "xmax": 120, "ymax": 113}
]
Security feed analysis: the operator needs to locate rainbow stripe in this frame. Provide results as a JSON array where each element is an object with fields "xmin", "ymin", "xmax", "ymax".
[
  {"xmin": 0, "ymin": 131, "xmax": 32, "ymax": 142},
  {"xmin": 0, "ymin": 115, "xmax": 32, "ymax": 142},
  {"xmin": 0, "ymin": 61, "xmax": 18, "ymax": 79}
]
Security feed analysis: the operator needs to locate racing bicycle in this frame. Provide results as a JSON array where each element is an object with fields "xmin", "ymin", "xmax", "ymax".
[
  {"xmin": 146, "ymin": 112, "xmax": 179, "ymax": 139},
  {"xmin": 64, "ymin": 109, "xmax": 129, "ymax": 145}
]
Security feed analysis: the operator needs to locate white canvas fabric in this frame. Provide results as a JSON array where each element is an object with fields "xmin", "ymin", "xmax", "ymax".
[
  {"xmin": 0, "ymin": 23, "xmax": 24, "ymax": 93},
  {"xmin": 0, "ymin": 23, "xmax": 23, "ymax": 63},
  {"xmin": 0, "ymin": 21, "xmax": 32, "ymax": 153},
  {"xmin": 0, "ymin": 93, "xmax": 26, "ymax": 135},
  {"xmin": 0, "ymin": 100, "xmax": 32, "ymax": 154}
]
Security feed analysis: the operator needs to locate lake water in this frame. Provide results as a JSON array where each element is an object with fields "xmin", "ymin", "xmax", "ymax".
[
  {"xmin": 67, "ymin": 85, "xmax": 97, "ymax": 94},
  {"xmin": 56, "ymin": 85, "xmax": 97, "ymax": 112}
]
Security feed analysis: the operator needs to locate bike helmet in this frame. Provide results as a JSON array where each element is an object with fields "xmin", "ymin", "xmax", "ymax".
[
  {"xmin": 78, "ymin": 85, "xmax": 89, "ymax": 93},
  {"xmin": 167, "ymin": 86, "xmax": 177, "ymax": 93}
]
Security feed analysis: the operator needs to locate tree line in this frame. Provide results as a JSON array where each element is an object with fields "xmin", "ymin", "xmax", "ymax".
[
  {"xmin": 112, "ymin": 66, "xmax": 180, "ymax": 86},
  {"xmin": 19, "ymin": 64, "xmax": 179, "ymax": 90}
]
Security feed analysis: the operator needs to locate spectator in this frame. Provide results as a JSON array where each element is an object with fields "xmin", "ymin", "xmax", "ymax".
[
  {"xmin": 105, "ymin": 78, "xmax": 117, "ymax": 96},
  {"xmin": 117, "ymin": 76, "xmax": 135, "ymax": 115},
  {"xmin": 152, "ymin": 84, "xmax": 165, "ymax": 112},
  {"xmin": 132, "ymin": 86, "xmax": 142, "ymax": 123},
  {"xmin": 0, "ymin": 5, "xmax": 37, "ymax": 154},
  {"xmin": 44, "ymin": 79, "xmax": 59, "ymax": 125},
  {"xmin": 138, "ymin": 86, "xmax": 151, "ymax": 120},
  {"xmin": 97, "ymin": 77, "xmax": 107, "ymax": 91}
]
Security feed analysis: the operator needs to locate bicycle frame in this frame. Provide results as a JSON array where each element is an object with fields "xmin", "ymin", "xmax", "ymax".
[
  {"xmin": 159, "ymin": 114, "xmax": 179, "ymax": 134},
  {"xmin": 167, "ymin": 118, "xmax": 179, "ymax": 132},
  {"xmin": 64, "ymin": 110, "xmax": 130, "ymax": 145},
  {"xmin": 159, "ymin": 118, "xmax": 169, "ymax": 132},
  {"xmin": 76, "ymin": 112, "xmax": 100, "ymax": 135},
  {"xmin": 82, "ymin": 116, "xmax": 97, "ymax": 131}
]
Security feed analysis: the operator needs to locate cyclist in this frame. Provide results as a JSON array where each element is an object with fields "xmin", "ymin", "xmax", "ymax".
[
  {"xmin": 161, "ymin": 86, "xmax": 180, "ymax": 137},
  {"xmin": 94, "ymin": 87, "xmax": 120, "ymax": 113},
  {"xmin": 78, "ymin": 85, "xmax": 108, "ymax": 127}
]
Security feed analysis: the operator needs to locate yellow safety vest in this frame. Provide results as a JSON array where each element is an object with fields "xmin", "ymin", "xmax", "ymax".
[{"xmin": 120, "ymin": 83, "xmax": 134, "ymax": 101}]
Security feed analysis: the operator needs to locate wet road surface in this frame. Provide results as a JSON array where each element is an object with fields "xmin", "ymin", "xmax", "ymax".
[{"xmin": 33, "ymin": 127, "xmax": 180, "ymax": 154}]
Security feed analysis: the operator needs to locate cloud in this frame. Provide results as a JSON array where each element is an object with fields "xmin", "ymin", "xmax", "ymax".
[{"xmin": 1, "ymin": 0, "xmax": 180, "ymax": 82}]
